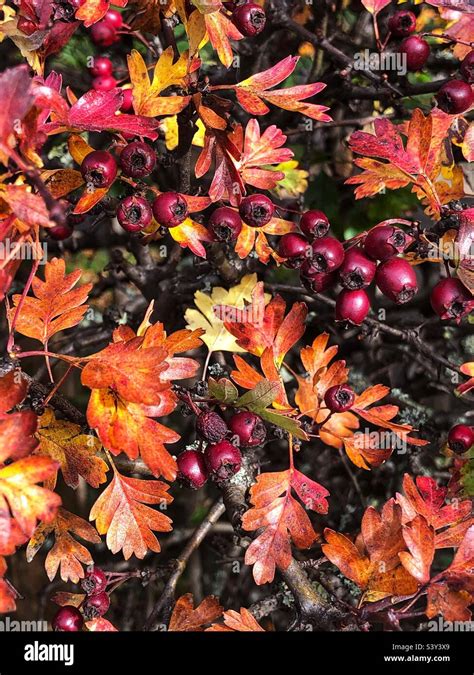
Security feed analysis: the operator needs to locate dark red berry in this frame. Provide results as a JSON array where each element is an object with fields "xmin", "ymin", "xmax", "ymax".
[
  {"xmin": 92, "ymin": 75, "xmax": 117, "ymax": 92},
  {"xmin": 300, "ymin": 264, "xmax": 337, "ymax": 294},
  {"xmin": 104, "ymin": 8, "xmax": 123, "ymax": 29},
  {"xmin": 80, "ymin": 150, "xmax": 117, "ymax": 188},
  {"xmin": 338, "ymin": 247, "xmax": 376, "ymax": 289},
  {"xmin": 152, "ymin": 192, "xmax": 188, "ymax": 228},
  {"xmin": 52, "ymin": 606, "xmax": 84, "ymax": 632},
  {"xmin": 448, "ymin": 424, "xmax": 474, "ymax": 454},
  {"xmin": 460, "ymin": 50, "xmax": 474, "ymax": 84},
  {"xmin": 388, "ymin": 10, "xmax": 416, "ymax": 38},
  {"xmin": 399, "ymin": 36, "xmax": 430, "ymax": 72},
  {"xmin": 204, "ymin": 440, "xmax": 242, "ymax": 482},
  {"xmin": 299, "ymin": 210, "xmax": 330, "ymax": 240},
  {"xmin": 228, "ymin": 411, "xmax": 266, "ymax": 448},
  {"xmin": 208, "ymin": 207, "xmax": 242, "ymax": 242},
  {"xmin": 177, "ymin": 450, "xmax": 208, "ymax": 489},
  {"xmin": 232, "ymin": 3, "xmax": 266, "ymax": 37},
  {"xmin": 324, "ymin": 384, "xmax": 355, "ymax": 413},
  {"xmin": 364, "ymin": 225, "xmax": 412, "ymax": 261},
  {"xmin": 119, "ymin": 141, "xmax": 156, "ymax": 179},
  {"xmin": 309, "ymin": 236, "xmax": 345, "ymax": 273},
  {"xmin": 436, "ymin": 80, "xmax": 474, "ymax": 115},
  {"xmin": 90, "ymin": 20, "xmax": 118, "ymax": 47},
  {"xmin": 196, "ymin": 410, "xmax": 228, "ymax": 444},
  {"xmin": 335, "ymin": 288, "xmax": 370, "ymax": 325},
  {"xmin": 239, "ymin": 194, "xmax": 274, "ymax": 227},
  {"xmin": 278, "ymin": 233, "xmax": 311, "ymax": 268},
  {"xmin": 120, "ymin": 88, "xmax": 134, "ymax": 112},
  {"xmin": 49, "ymin": 223, "xmax": 73, "ymax": 241},
  {"xmin": 430, "ymin": 277, "xmax": 474, "ymax": 323},
  {"xmin": 82, "ymin": 592, "xmax": 110, "ymax": 620},
  {"xmin": 81, "ymin": 567, "xmax": 108, "ymax": 595},
  {"xmin": 117, "ymin": 195, "xmax": 152, "ymax": 233},
  {"xmin": 89, "ymin": 56, "xmax": 113, "ymax": 77},
  {"xmin": 375, "ymin": 257, "xmax": 418, "ymax": 304}
]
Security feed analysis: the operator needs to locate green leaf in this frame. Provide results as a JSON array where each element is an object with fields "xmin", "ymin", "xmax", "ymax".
[
  {"xmin": 208, "ymin": 377, "xmax": 238, "ymax": 404},
  {"xmin": 259, "ymin": 409, "xmax": 308, "ymax": 440},
  {"xmin": 235, "ymin": 381, "xmax": 280, "ymax": 412}
]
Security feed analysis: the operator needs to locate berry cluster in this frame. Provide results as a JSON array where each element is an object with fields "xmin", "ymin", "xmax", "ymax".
[
  {"xmin": 90, "ymin": 8, "xmax": 123, "ymax": 48},
  {"xmin": 51, "ymin": 567, "xmax": 110, "ymax": 631},
  {"xmin": 177, "ymin": 409, "xmax": 266, "ymax": 489}
]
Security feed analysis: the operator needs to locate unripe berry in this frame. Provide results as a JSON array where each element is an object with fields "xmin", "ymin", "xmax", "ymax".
[
  {"xmin": 232, "ymin": 3, "xmax": 266, "ymax": 37},
  {"xmin": 52, "ymin": 606, "xmax": 84, "ymax": 632},
  {"xmin": 177, "ymin": 450, "xmax": 208, "ymax": 489},
  {"xmin": 338, "ymin": 247, "xmax": 376, "ymax": 289},
  {"xmin": 119, "ymin": 141, "xmax": 156, "ymax": 179},
  {"xmin": 48, "ymin": 223, "xmax": 73, "ymax": 241},
  {"xmin": 104, "ymin": 8, "xmax": 123, "ymax": 29},
  {"xmin": 460, "ymin": 51, "xmax": 474, "ymax": 84},
  {"xmin": 299, "ymin": 209, "xmax": 330, "ymax": 240},
  {"xmin": 90, "ymin": 20, "xmax": 118, "ymax": 47},
  {"xmin": 364, "ymin": 225, "xmax": 412, "ymax": 261},
  {"xmin": 228, "ymin": 411, "xmax": 266, "ymax": 447},
  {"xmin": 436, "ymin": 80, "xmax": 474, "ymax": 115},
  {"xmin": 375, "ymin": 258, "xmax": 418, "ymax": 304},
  {"xmin": 324, "ymin": 384, "xmax": 355, "ymax": 413},
  {"xmin": 388, "ymin": 10, "xmax": 416, "ymax": 38},
  {"xmin": 335, "ymin": 288, "xmax": 370, "ymax": 325},
  {"xmin": 117, "ymin": 195, "xmax": 152, "ymax": 232},
  {"xmin": 310, "ymin": 236, "xmax": 345, "ymax": 273},
  {"xmin": 204, "ymin": 440, "xmax": 242, "ymax": 482},
  {"xmin": 120, "ymin": 88, "xmax": 134, "ymax": 112},
  {"xmin": 208, "ymin": 207, "xmax": 242, "ymax": 242},
  {"xmin": 399, "ymin": 36, "xmax": 430, "ymax": 72},
  {"xmin": 89, "ymin": 56, "xmax": 113, "ymax": 78},
  {"xmin": 82, "ymin": 592, "xmax": 110, "ymax": 620},
  {"xmin": 430, "ymin": 277, "xmax": 474, "ymax": 323},
  {"xmin": 448, "ymin": 424, "xmax": 474, "ymax": 454},
  {"xmin": 81, "ymin": 567, "xmax": 107, "ymax": 595},
  {"xmin": 80, "ymin": 150, "xmax": 117, "ymax": 188},
  {"xmin": 196, "ymin": 410, "xmax": 228, "ymax": 444},
  {"xmin": 239, "ymin": 194, "xmax": 274, "ymax": 227},
  {"xmin": 300, "ymin": 264, "xmax": 337, "ymax": 294},
  {"xmin": 92, "ymin": 75, "xmax": 117, "ymax": 92},
  {"xmin": 278, "ymin": 233, "xmax": 311, "ymax": 268},
  {"xmin": 152, "ymin": 192, "xmax": 188, "ymax": 228}
]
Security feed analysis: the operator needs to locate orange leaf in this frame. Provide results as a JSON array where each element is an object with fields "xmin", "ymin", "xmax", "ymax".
[
  {"xmin": 207, "ymin": 607, "xmax": 265, "ymax": 632},
  {"xmin": 399, "ymin": 515, "xmax": 435, "ymax": 584},
  {"xmin": 204, "ymin": 11, "xmax": 242, "ymax": 69},
  {"xmin": 86, "ymin": 617, "xmax": 118, "ymax": 631},
  {"xmin": 0, "ymin": 557, "xmax": 16, "ymax": 614},
  {"xmin": 168, "ymin": 218, "xmax": 213, "ymax": 258},
  {"xmin": 42, "ymin": 168, "xmax": 84, "ymax": 199},
  {"xmin": 75, "ymin": 0, "xmax": 127, "ymax": 27},
  {"xmin": 73, "ymin": 186, "xmax": 109, "ymax": 214},
  {"xmin": 169, "ymin": 594, "xmax": 223, "ymax": 631},
  {"xmin": 426, "ymin": 582, "xmax": 472, "ymax": 622}
]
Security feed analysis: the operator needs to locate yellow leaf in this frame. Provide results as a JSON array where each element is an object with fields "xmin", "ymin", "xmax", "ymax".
[{"xmin": 271, "ymin": 160, "xmax": 309, "ymax": 198}]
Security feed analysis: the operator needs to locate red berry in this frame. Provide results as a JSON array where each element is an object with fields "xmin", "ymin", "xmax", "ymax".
[
  {"xmin": 460, "ymin": 50, "xmax": 474, "ymax": 84},
  {"xmin": 399, "ymin": 36, "xmax": 430, "ymax": 72},
  {"xmin": 104, "ymin": 8, "xmax": 123, "ymax": 29},
  {"xmin": 119, "ymin": 141, "xmax": 156, "ymax": 179},
  {"xmin": 82, "ymin": 592, "xmax": 110, "ymax": 620},
  {"xmin": 375, "ymin": 258, "xmax": 418, "ymax": 304},
  {"xmin": 335, "ymin": 288, "xmax": 370, "ymax": 325},
  {"xmin": 49, "ymin": 223, "xmax": 73, "ymax": 241},
  {"xmin": 299, "ymin": 210, "xmax": 330, "ymax": 240},
  {"xmin": 89, "ymin": 56, "xmax": 113, "ymax": 77},
  {"xmin": 300, "ymin": 264, "xmax": 337, "ymax": 294},
  {"xmin": 388, "ymin": 10, "xmax": 416, "ymax": 38},
  {"xmin": 232, "ymin": 3, "xmax": 266, "ymax": 37},
  {"xmin": 436, "ymin": 80, "xmax": 474, "ymax": 115},
  {"xmin": 324, "ymin": 384, "xmax": 355, "ymax": 413},
  {"xmin": 204, "ymin": 440, "xmax": 242, "ymax": 482},
  {"xmin": 338, "ymin": 246, "xmax": 376, "ymax": 290},
  {"xmin": 448, "ymin": 424, "xmax": 474, "ymax": 454},
  {"xmin": 208, "ymin": 207, "xmax": 242, "ymax": 242},
  {"xmin": 81, "ymin": 567, "xmax": 108, "ymax": 595},
  {"xmin": 228, "ymin": 411, "xmax": 266, "ymax": 448},
  {"xmin": 430, "ymin": 277, "xmax": 474, "ymax": 323},
  {"xmin": 92, "ymin": 75, "xmax": 117, "ymax": 92},
  {"xmin": 177, "ymin": 450, "xmax": 208, "ymax": 489},
  {"xmin": 364, "ymin": 225, "xmax": 412, "ymax": 261},
  {"xmin": 117, "ymin": 195, "xmax": 152, "ymax": 233},
  {"xmin": 278, "ymin": 233, "xmax": 311, "ymax": 269},
  {"xmin": 196, "ymin": 410, "xmax": 228, "ymax": 444},
  {"xmin": 152, "ymin": 192, "xmax": 188, "ymax": 228},
  {"xmin": 239, "ymin": 194, "xmax": 274, "ymax": 227},
  {"xmin": 90, "ymin": 20, "xmax": 118, "ymax": 47},
  {"xmin": 81, "ymin": 150, "xmax": 117, "ymax": 188},
  {"xmin": 120, "ymin": 88, "xmax": 134, "ymax": 112},
  {"xmin": 52, "ymin": 606, "xmax": 84, "ymax": 632},
  {"xmin": 309, "ymin": 236, "xmax": 345, "ymax": 273}
]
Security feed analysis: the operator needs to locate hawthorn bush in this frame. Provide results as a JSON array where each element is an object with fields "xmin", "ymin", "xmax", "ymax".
[{"xmin": 0, "ymin": 0, "xmax": 473, "ymax": 634}]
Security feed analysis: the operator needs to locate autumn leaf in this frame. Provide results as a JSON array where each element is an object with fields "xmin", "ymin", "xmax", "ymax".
[
  {"xmin": 86, "ymin": 617, "xmax": 118, "ymax": 631},
  {"xmin": 426, "ymin": 582, "xmax": 472, "ymax": 622},
  {"xmin": 204, "ymin": 10, "xmax": 243, "ymax": 68},
  {"xmin": 35, "ymin": 408, "xmax": 108, "ymax": 489},
  {"xmin": 168, "ymin": 217, "xmax": 213, "ymax": 258},
  {"xmin": 361, "ymin": 0, "xmax": 390, "ymax": 14},
  {"xmin": 27, "ymin": 507, "xmax": 101, "ymax": 583},
  {"xmin": 0, "ymin": 65, "xmax": 33, "ymax": 152},
  {"xmin": 76, "ymin": 0, "xmax": 127, "ymax": 27},
  {"xmin": 207, "ymin": 607, "xmax": 265, "ymax": 632},
  {"xmin": 0, "ymin": 557, "xmax": 16, "ymax": 613},
  {"xmin": 0, "ymin": 409, "xmax": 38, "ymax": 463},
  {"xmin": 169, "ymin": 594, "xmax": 223, "ymax": 631},
  {"xmin": 2, "ymin": 184, "xmax": 52, "ymax": 228},
  {"xmin": 89, "ymin": 466, "xmax": 173, "ymax": 560},
  {"xmin": 399, "ymin": 515, "xmax": 435, "ymax": 584},
  {"xmin": 0, "ymin": 369, "xmax": 28, "ymax": 414}
]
